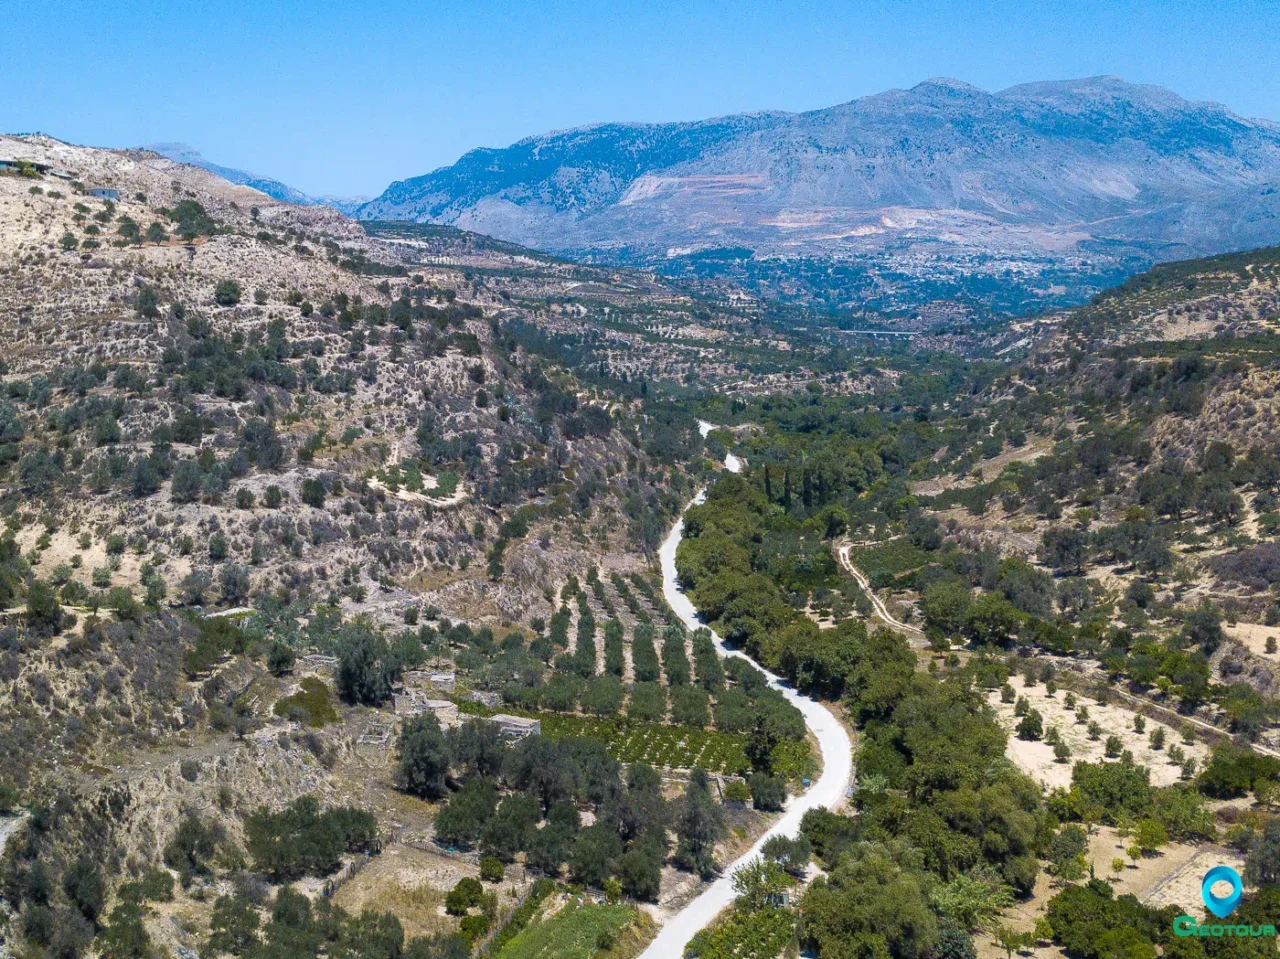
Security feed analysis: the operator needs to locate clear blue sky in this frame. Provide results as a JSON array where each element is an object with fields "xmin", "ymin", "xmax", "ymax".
[{"xmin": 4, "ymin": 0, "xmax": 1278, "ymax": 197}]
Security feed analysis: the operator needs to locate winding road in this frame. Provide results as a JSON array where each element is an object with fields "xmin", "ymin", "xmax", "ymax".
[{"xmin": 637, "ymin": 424, "xmax": 854, "ymax": 959}]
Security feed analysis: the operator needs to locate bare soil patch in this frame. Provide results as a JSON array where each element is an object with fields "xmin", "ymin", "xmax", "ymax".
[{"xmin": 987, "ymin": 684, "xmax": 1209, "ymax": 789}]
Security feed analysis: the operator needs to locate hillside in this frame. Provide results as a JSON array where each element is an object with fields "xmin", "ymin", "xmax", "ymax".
[
  {"xmin": 670, "ymin": 246, "xmax": 1280, "ymax": 959},
  {"xmin": 357, "ymin": 76, "xmax": 1280, "ymax": 313},
  {"xmin": 0, "ymin": 134, "xmax": 853, "ymax": 959}
]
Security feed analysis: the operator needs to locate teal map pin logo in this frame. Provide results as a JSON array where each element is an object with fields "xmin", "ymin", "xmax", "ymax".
[{"xmin": 1202, "ymin": 866, "xmax": 1243, "ymax": 919}]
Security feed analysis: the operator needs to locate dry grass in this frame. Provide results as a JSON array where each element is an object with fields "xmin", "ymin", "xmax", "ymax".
[{"xmin": 987, "ymin": 683, "xmax": 1209, "ymax": 789}]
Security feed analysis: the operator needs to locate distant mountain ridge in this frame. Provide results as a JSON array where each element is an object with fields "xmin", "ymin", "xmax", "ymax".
[
  {"xmin": 355, "ymin": 76, "xmax": 1280, "ymax": 312},
  {"xmin": 145, "ymin": 142, "xmax": 368, "ymax": 215}
]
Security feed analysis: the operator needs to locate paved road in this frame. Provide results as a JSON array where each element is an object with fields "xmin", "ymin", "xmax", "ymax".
[{"xmin": 636, "ymin": 426, "xmax": 854, "ymax": 959}]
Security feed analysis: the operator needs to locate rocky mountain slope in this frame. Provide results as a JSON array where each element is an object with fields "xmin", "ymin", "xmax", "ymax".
[
  {"xmin": 358, "ymin": 76, "xmax": 1280, "ymax": 312},
  {"xmin": 0, "ymin": 133, "xmax": 754, "ymax": 639}
]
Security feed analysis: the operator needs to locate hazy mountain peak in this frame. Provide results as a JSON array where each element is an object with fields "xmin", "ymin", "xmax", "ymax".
[
  {"xmin": 143, "ymin": 142, "xmax": 367, "ymax": 214},
  {"xmin": 910, "ymin": 76, "xmax": 988, "ymax": 96},
  {"xmin": 144, "ymin": 140, "xmax": 206, "ymax": 164},
  {"xmin": 998, "ymin": 75, "xmax": 1197, "ymax": 110}
]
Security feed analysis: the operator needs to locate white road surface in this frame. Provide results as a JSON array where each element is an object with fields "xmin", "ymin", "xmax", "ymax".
[{"xmin": 636, "ymin": 425, "xmax": 854, "ymax": 959}]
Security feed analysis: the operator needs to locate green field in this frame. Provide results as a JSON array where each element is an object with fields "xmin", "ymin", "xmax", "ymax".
[
  {"xmin": 495, "ymin": 902, "xmax": 639, "ymax": 959},
  {"xmin": 850, "ymin": 538, "xmax": 933, "ymax": 577},
  {"xmin": 686, "ymin": 905, "xmax": 796, "ymax": 959},
  {"xmin": 537, "ymin": 714, "xmax": 752, "ymax": 774}
]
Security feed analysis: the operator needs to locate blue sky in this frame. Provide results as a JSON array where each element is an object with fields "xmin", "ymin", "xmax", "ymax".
[{"xmin": 3, "ymin": 0, "xmax": 1278, "ymax": 197}]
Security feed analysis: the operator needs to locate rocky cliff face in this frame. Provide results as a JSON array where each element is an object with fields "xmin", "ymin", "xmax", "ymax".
[{"xmin": 358, "ymin": 77, "xmax": 1280, "ymax": 311}]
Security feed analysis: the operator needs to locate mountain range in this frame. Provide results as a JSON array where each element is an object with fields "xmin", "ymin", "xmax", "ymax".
[
  {"xmin": 146, "ymin": 77, "xmax": 1280, "ymax": 313},
  {"xmin": 354, "ymin": 76, "xmax": 1280, "ymax": 312}
]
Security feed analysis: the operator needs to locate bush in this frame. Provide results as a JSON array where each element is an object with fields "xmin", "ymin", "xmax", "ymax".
[
  {"xmin": 446, "ymin": 877, "xmax": 483, "ymax": 915},
  {"xmin": 272, "ymin": 677, "xmax": 339, "ymax": 727},
  {"xmin": 301, "ymin": 478, "xmax": 326, "ymax": 507},
  {"xmin": 135, "ymin": 285, "xmax": 159, "ymax": 317},
  {"xmin": 0, "ymin": 783, "xmax": 20, "ymax": 814},
  {"xmin": 118, "ymin": 868, "xmax": 174, "ymax": 904},
  {"xmin": 209, "ymin": 532, "xmax": 228, "ymax": 561},
  {"xmin": 25, "ymin": 579, "xmax": 64, "ymax": 634},
  {"xmin": 214, "ymin": 280, "xmax": 242, "ymax": 306},
  {"xmin": 164, "ymin": 813, "xmax": 226, "ymax": 884},
  {"xmin": 267, "ymin": 640, "xmax": 295, "ymax": 676},
  {"xmin": 749, "ymin": 772, "xmax": 786, "ymax": 811},
  {"xmin": 1016, "ymin": 710, "xmax": 1044, "ymax": 741},
  {"xmin": 62, "ymin": 855, "xmax": 105, "ymax": 923},
  {"xmin": 479, "ymin": 855, "xmax": 505, "ymax": 883},
  {"xmin": 458, "ymin": 914, "xmax": 489, "ymax": 944},
  {"xmin": 219, "ymin": 562, "xmax": 250, "ymax": 604}
]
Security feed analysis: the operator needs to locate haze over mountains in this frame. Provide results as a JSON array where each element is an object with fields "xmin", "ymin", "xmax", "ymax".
[
  {"xmin": 355, "ymin": 76, "xmax": 1280, "ymax": 312},
  {"xmin": 146, "ymin": 142, "xmax": 370, "ymax": 215},
  {"xmin": 137, "ymin": 77, "xmax": 1280, "ymax": 313}
]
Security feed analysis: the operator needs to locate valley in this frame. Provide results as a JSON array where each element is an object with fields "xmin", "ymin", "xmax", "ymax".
[{"xmin": 1, "ymin": 119, "xmax": 1280, "ymax": 959}]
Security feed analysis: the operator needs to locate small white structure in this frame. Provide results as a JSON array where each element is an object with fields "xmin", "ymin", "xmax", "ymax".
[
  {"xmin": 394, "ymin": 691, "xmax": 459, "ymax": 725},
  {"xmin": 405, "ymin": 670, "xmax": 456, "ymax": 693},
  {"xmin": 490, "ymin": 714, "xmax": 540, "ymax": 740},
  {"xmin": 357, "ymin": 723, "xmax": 393, "ymax": 746}
]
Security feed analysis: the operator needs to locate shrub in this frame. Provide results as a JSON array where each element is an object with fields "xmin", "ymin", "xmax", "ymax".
[
  {"xmin": 458, "ymin": 914, "xmax": 489, "ymax": 944},
  {"xmin": 273, "ymin": 677, "xmax": 339, "ymax": 727},
  {"xmin": 163, "ymin": 812, "xmax": 225, "ymax": 884},
  {"xmin": 62, "ymin": 856, "xmax": 105, "ymax": 922},
  {"xmin": 749, "ymin": 773, "xmax": 786, "ymax": 811},
  {"xmin": 0, "ymin": 783, "xmax": 20, "ymax": 814},
  {"xmin": 214, "ymin": 280, "xmax": 242, "ymax": 306},
  {"xmin": 446, "ymin": 877, "xmax": 483, "ymax": 915},
  {"xmin": 301, "ymin": 478, "xmax": 326, "ymax": 508},
  {"xmin": 1016, "ymin": 710, "xmax": 1044, "ymax": 741},
  {"xmin": 135, "ymin": 285, "xmax": 159, "ymax": 317},
  {"xmin": 267, "ymin": 640, "xmax": 295, "ymax": 676},
  {"xmin": 209, "ymin": 532, "xmax": 228, "ymax": 561},
  {"xmin": 479, "ymin": 856, "xmax": 505, "ymax": 883}
]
